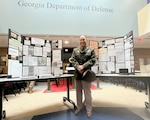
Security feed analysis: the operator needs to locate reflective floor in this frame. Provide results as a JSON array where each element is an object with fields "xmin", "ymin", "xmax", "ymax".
[{"xmin": 32, "ymin": 107, "xmax": 144, "ymax": 120}]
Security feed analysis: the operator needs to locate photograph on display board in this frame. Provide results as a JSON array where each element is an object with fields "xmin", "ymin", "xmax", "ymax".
[{"xmin": 23, "ymin": 36, "xmax": 31, "ymax": 45}]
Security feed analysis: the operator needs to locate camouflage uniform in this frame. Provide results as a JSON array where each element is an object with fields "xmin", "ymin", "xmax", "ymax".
[{"xmin": 70, "ymin": 46, "xmax": 96, "ymax": 114}]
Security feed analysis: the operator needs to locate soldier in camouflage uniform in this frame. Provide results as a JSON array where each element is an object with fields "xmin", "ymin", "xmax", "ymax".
[{"xmin": 69, "ymin": 35, "xmax": 96, "ymax": 118}]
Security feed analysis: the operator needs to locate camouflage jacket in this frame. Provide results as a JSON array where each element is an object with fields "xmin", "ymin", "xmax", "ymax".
[{"xmin": 69, "ymin": 46, "xmax": 96, "ymax": 80}]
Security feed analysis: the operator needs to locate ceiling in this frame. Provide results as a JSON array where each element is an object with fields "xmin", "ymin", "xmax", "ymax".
[{"xmin": 0, "ymin": 33, "xmax": 150, "ymax": 48}]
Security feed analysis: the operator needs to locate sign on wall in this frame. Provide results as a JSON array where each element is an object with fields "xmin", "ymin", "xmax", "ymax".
[{"xmin": 0, "ymin": 0, "xmax": 147, "ymax": 36}]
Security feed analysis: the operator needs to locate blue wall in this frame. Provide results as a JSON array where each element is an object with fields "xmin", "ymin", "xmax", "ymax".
[{"xmin": 0, "ymin": 0, "xmax": 147, "ymax": 37}]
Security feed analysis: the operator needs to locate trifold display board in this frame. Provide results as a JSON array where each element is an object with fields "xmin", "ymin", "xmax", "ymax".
[
  {"xmin": 98, "ymin": 31, "xmax": 134, "ymax": 74},
  {"xmin": 8, "ymin": 29, "xmax": 62, "ymax": 78}
]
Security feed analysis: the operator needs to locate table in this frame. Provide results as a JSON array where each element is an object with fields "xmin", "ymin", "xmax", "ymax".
[
  {"xmin": 42, "ymin": 74, "xmax": 76, "ymax": 109},
  {"xmin": 96, "ymin": 74, "xmax": 150, "ymax": 109},
  {"xmin": 0, "ymin": 74, "xmax": 74, "ymax": 120},
  {"xmin": 0, "ymin": 74, "xmax": 8, "ymax": 78}
]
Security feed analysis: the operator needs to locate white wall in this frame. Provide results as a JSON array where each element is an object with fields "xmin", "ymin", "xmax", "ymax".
[{"xmin": 0, "ymin": 0, "xmax": 147, "ymax": 37}]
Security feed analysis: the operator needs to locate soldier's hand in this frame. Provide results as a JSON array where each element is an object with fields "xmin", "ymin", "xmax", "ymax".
[{"xmin": 77, "ymin": 65, "xmax": 84, "ymax": 74}]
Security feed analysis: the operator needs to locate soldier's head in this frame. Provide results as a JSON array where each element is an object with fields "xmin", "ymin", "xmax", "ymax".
[{"xmin": 79, "ymin": 35, "xmax": 87, "ymax": 47}]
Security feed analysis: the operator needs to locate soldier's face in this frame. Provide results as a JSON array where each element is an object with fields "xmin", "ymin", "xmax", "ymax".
[{"xmin": 80, "ymin": 36, "xmax": 87, "ymax": 47}]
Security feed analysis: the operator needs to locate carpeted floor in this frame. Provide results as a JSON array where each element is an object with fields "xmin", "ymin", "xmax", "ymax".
[
  {"xmin": 32, "ymin": 107, "xmax": 144, "ymax": 120},
  {"xmin": 3, "ymin": 81, "xmax": 150, "ymax": 120}
]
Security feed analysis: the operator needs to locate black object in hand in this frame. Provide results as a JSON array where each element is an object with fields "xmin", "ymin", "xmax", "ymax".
[{"xmin": 82, "ymin": 70, "xmax": 96, "ymax": 82}]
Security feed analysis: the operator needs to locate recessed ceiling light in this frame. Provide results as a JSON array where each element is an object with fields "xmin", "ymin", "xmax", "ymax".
[{"xmin": 64, "ymin": 41, "xmax": 69, "ymax": 44}]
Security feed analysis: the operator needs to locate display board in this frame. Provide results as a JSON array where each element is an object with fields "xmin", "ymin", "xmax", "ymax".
[
  {"xmin": 22, "ymin": 36, "xmax": 52, "ymax": 77},
  {"xmin": 98, "ymin": 31, "xmax": 134, "ymax": 74},
  {"xmin": 51, "ymin": 40, "xmax": 63, "ymax": 75},
  {"xmin": 124, "ymin": 31, "xmax": 134, "ymax": 73},
  {"xmin": 8, "ymin": 29, "xmax": 63, "ymax": 78},
  {"xmin": 8, "ymin": 29, "xmax": 23, "ymax": 77}
]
